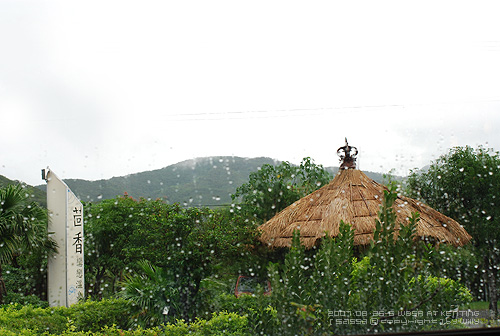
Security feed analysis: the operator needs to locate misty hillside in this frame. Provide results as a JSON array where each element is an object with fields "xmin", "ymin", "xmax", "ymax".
[
  {"xmin": 4, "ymin": 156, "xmax": 391, "ymax": 208},
  {"xmin": 37, "ymin": 157, "xmax": 281, "ymax": 206}
]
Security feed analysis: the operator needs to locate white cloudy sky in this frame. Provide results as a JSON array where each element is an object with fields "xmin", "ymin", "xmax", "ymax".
[{"xmin": 1, "ymin": 0, "xmax": 499, "ymax": 186}]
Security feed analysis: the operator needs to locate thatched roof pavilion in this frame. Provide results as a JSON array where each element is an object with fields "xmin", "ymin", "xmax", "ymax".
[{"xmin": 258, "ymin": 140, "xmax": 472, "ymax": 249}]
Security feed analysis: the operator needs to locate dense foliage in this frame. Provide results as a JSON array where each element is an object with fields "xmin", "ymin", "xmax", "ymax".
[
  {"xmin": 0, "ymin": 184, "xmax": 56, "ymax": 304},
  {"xmin": 0, "ymin": 185, "xmax": 473, "ymax": 335},
  {"xmin": 0, "ymin": 299, "xmax": 250, "ymax": 335},
  {"xmin": 84, "ymin": 195, "xmax": 259, "ymax": 321},
  {"xmin": 264, "ymin": 184, "xmax": 472, "ymax": 335},
  {"xmin": 407, "ymin": 146, "xmax": 500, "ymax": 315},
  {"xmin": 0, "ymin": 301, "xmax": 250, "ymax": 335},
  {"xmin": 0, "ymin": 153, "xmax": 489, "ymax": 334},
  {"xmin": 232, "ymin": 157, "xmax": 332, "ymax": 222}
]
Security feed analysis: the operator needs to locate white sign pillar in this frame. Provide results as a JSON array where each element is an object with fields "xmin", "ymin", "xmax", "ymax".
[{"xmin": 44, "ymin": 169, "xmax": 84, "ymax": 307}]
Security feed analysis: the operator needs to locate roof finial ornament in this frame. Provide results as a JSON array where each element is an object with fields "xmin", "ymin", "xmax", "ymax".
[{"xmin": 337, "ymin": 138, "xmax": 358, "ymax": 169}]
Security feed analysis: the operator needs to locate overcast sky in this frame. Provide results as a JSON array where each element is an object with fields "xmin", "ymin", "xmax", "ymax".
[{"xmin": 1, "ymin": 0, "xmax": 499, "ymax": 186}]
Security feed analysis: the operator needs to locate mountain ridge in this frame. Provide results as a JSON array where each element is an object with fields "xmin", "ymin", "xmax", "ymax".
[
  {"xmin": 2, "ymin": 156, "xmax": 391, "ymax": 208},
  {"xmin": 36, "ymin": 156, "xmax": 281, "ymax": 206}
]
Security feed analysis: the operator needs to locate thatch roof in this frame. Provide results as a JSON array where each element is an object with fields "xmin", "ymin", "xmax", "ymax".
[{"xmin": 258, "ymin": 169, "xmax": 472, "ymax": 249}]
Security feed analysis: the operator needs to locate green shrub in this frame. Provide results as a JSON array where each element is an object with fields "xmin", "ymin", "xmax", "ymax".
[
  {"xmin": 2, "ymin": 292, "xmax": 49, "ymax": 308},
  {"xmin": 0, "ymin": 327, "xmax": 37, "ymax": 336},
  {"xmin": 206, "ymin": 293, "xmax": 258, "ymax": 315},
  {"xmin": 0, "ymin": 302, "xmax": 251, "ymax": 336},
  {"xmin": 417, "ymin": 275, "xmax": 473, "ymax": 311},
  {"xmin": 0, "ymin": 304, "xmax": 68, "ymax": 335},
  {"xmin": 161, "ymin": 319, "xmax": 191, "ymax": 336},
  {"xmin": 199, "ymin": 291, "xmax": 278, "ymax": 335},
  {"xmin": 162, "ymin": 312, "xmax": 250, "ymax": 336},
  {"xmin": 192, "ymin": 311, "xmax": 249, "ymax": 336},
  {"xmin": 0, "ymin": 298, "xmax": 134, "ymax": 335},
  {"xmin": 65, "ymin": 298, "xmax": 134, "ymax": 332},
  {"xmin": 68, "ymin": 325, "xmax": 163, "ymax": 335}
]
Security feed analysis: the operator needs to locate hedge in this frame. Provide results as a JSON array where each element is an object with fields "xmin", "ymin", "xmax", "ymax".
[{"xmin": 0, "ymin": 300, "xmax": 250, "ymax": 336}]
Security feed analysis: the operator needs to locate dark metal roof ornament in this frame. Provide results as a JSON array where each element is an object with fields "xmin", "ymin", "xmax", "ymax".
[{"xmin": 337, "ymin": 138, "xmax": 358, "ymax": 169}]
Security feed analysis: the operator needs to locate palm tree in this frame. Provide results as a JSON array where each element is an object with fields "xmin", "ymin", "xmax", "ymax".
[
  {"xmin": 119, "ymin": 260, "xmax": 180, "ymax": 327},
  {"xmin": 0, "ymin": 184, "xmax": 57, "ymax": 303}
]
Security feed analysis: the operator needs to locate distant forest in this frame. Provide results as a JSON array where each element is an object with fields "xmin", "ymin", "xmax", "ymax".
[{"xmin": 2, "ymin": 156, "xmax": 390, "ymax": 208}]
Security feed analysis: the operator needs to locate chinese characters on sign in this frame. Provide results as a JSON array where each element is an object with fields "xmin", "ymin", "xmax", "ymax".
[
  {"xmin": 73, "ymin": 206, "xmax": 83, "ymax": 226},
  {"xmin": 67, "ymin": 195, "xmax": 84, "ymax": 306},
  {"xmin": 45, "ymin": 169, "xmax": 84, "ymax": 307},
  {"xmin": 76, "ymin": 256, "xmax": 84, "ymax": 290},
  {"xmin": 73, "ymin": 206, "xmax": 83, "ymax": 250},
  {"xmin": 72, "ymin": 207, "xmax": 84, "ymax": 288}
]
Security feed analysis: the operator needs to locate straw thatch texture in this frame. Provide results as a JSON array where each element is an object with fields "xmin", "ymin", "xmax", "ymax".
[{"xmin": 258, "ymin": 169, "xmax": 472, "ymax": 249}]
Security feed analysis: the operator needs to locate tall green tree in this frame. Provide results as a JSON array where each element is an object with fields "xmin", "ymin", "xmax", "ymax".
[
  {"xmin": 84, "ymin": 195, "xmax": 140, "ymax": 298},
  {"xmin": 406, "ymin": 145, "xmax": 500, "ymax": 316},
  {"xmin": 85, "ymin": 195, "xmax": 257, "ymax": 319},
  {"xmin": 232, "ymin": 157, "xmax": 332, "ymax": 222},
  {"xmin": 0, "ymin": 185, "xmax": 56, "ymax": 304}
]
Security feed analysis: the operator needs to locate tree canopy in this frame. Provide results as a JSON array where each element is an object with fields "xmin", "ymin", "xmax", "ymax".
[
  {"xmin": 406, "ymin": 145, "xmax": 500, "ymax": 316},
  {"xmin": 84, "ymin": 194, "xmax": 258, "ymax": 319},
  {"xmin": 232, "ymin": 157, "xmax": 332, "ymax": 222},
  {"xmin": 407, "ymin": 146, "xmax": 500, "ymax": 248}
]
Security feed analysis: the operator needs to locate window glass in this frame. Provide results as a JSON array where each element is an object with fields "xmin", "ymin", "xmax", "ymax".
[{"xmin": 1, "ymin": 1, "xmax": 499, "ymax": 334}]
